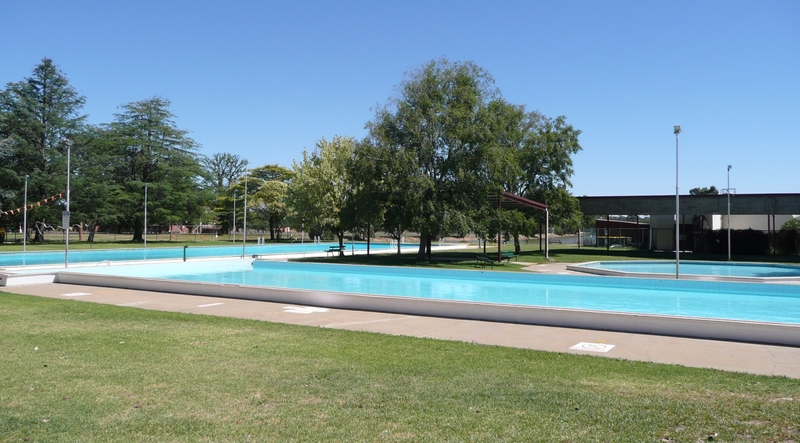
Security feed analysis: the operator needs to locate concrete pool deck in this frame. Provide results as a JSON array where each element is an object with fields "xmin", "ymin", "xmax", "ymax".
[{"xmin": 3, "ymin": 267, "xmax": 800, "ymax": 379}]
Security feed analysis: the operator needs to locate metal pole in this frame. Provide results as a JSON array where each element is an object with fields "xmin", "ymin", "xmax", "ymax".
[
  {"xmin": 23, "ymin": 175, "xmax": 29, "ymax": 253},
  {"xmin": 232, "ymin": 190, "xmax": 236, "ymax": 244},
  {"xmin": 545, "ymin": 208, "xmax": 550, "ymax": 260},
  {"xmin": 65, "ymin": 139, "xmax": 72, "ymax": 268},
  {"xmin": 674, "ymin": 126, "xmax": 681, "ymax": 279},
  {"xmin": 144, "ymin": 183, "xmax": 148, "ymax": 250},
  {"xmin": 727, "ymin": 165, "xmax": 732, "ymax": 261},
  {"xmin": 242, "ymin": 169, "xmax": 248, "ymax": 258}
]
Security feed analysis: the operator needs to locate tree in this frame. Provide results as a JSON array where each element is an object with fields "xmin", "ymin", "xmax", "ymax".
[
  {"xmin": 201, "ymin": 152, "xmax": 248, "ymax": 195},
  {"xmin": 777, "ymin": 217, "xmax": 800, "ymax": 255},
  {"xmin": 251, "ymin": 180, "xmax": 289, "ymax": 240},
  {"xmin": 287, "ymin": 136, "xmax": 355, "ymax": 254},
  {"xmin": 250, "ymin": 164, "xmax": 293, "ymax": 184},
  {"xmin": 106, "ymin": 97, "xmax": 207, "ymax": 241},
  {"xmin": 68, "ymin": 126, "xmax": 123, "ymax": 241},
  {"xmin": 366, "ymin": 58, "xmax": 500, "ymax": 261},
  {"xmin": 0, "ymin": 58, "xmax": 86, "ymax": 241},
  {"xmin": 689, "ymin": 186, "xmax": 719, "ymax": 195},
  {"xmin": 220, "ymin": 164, "xmax": 292, "ymax": 236}
]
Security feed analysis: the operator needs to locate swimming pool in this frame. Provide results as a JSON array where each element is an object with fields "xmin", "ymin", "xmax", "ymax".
[
  {"xmin": 0, "ymin": 242, "xmax": 393, "ymax": 267},
  {"xmin": 52, "ymin": 260, "xmax": 800, "ymax": 346},
  {"xmin": 569, "ymin": 260, "xmax": 800, "ymax": 282}
]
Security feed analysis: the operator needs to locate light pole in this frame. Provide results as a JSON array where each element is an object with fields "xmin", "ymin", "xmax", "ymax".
[
  {"xmin": 674, "ymin": 125, "xmax": 681, "ymax": 279},
  {"xmin": 64, "ymin": 138, "xmax": 72, "ymax": 268},
  {"xmin": 242, "ymin": 166, "xmax": 248, "ymax": 258},
  {"xmin": 144, "ymin": 183, "xmax": 148, "ymax": 250},
  {"xmin": 23, "ymin": 175, "xmax": 29, "ymax": 253},
  {"xmin": 232, "ymin": 190, "xmax": 236, "ymax": 244},
  {"xmin": 727, "ymin": 165, "xmax": 732, "ymax": 261}
]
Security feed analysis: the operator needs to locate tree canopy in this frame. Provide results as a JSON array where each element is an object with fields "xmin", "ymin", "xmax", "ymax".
[{"xmin": 1, "ymin": 58, "xmax": 584, "ymax": 251}]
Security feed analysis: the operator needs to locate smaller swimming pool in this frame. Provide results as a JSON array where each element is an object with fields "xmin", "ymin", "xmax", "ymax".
[{"xmin": 569, "ymin": 260, "xmax": 800, "ymax": 282}]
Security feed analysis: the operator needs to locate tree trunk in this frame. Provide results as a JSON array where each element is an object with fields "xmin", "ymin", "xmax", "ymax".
[
  {"xmin": 33, "ymin": 218, "xmax": 47, "ymax": 243},
  {"xmin": 337, "ymin": 232, "xmax": 345, "ymax": 256},
  {"xmin": 132, "ymin": 219, "xmax": 143, "ymax": 242},
  {"xmin": 416, "ymin": 232, "xmax": 427, "ymax": 261},
  {"xmin": 514, "ymin": 233, "xmax": 521, "ymax": 254},
  {"xmin": 87, "ymin": 223, "xmax": 97, "ymax": 243},
  {"xmin": 426, "ymin": 234, "xmax": 432, "ymax": 262}
]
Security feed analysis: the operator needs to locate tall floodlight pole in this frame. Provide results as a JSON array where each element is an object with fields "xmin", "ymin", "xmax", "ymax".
[
  {"xmin": 144, "ymin": 183, "xmax": 148, "ymax": 250},
  {"xmin": 64, "ymin": 139, "xmax": 72, "ymax": 268},
  {"xmin": 23, "ymin": 175, "xmax": 29, "ymax": 253},
  {"xmin": 674, "ymin": 125, "xmax": 681, "ymax": 279},
  {"xmin": 727, "ymin": 165, "xmax": 732, "ymax": 261},
  {"xmin": 242, "ymin": 166, "xmax": 248, "ymax": 258},
  {"xmin": 232, "ymin": 190, "xmax": 236, "ymax": 244}
]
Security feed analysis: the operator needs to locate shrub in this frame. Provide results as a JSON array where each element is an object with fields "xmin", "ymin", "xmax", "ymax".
[{"xmin": 776, "ymin": 217, "xmax": 800, "ymax": 255}]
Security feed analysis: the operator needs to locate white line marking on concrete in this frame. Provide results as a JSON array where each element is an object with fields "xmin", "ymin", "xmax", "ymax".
[
  {"xmin": 284, "ymin": 306, "xmax": 329, "ymax": 314},
  {"xmin": 60, "ymin": 292, "xmax": 92, "ymax": 297},
  {"xmin": 117, "ymin": 301, "xmax": 151, "ymax": 307},
  {"xmin": 569, "ymin": 342, "xmax": 616, "ymax": 353},
  {"xmin": 325, "ymin": 316, "xmax": 415, "ymax": 328},
  {"xmin": 197, "ymin": 302, "xmax": 224, "ymax": 308}
]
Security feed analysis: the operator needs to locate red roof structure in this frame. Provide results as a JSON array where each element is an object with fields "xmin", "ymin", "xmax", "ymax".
[{"xmin": 490, "ymin": 191, "xmax": 550, "ymax": 261}]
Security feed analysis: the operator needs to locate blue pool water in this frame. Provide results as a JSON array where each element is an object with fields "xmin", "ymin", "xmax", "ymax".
[
  {"xmin": 0, "ymin": 242, "xmax": 394, "ymax": 267},
  {"xmin": 62, "ymin": 260, "xmax": 800, "ymax": 325},
  {"xmin": 577, "ymin": 261, "xmax": 800, "ymax": 278}
]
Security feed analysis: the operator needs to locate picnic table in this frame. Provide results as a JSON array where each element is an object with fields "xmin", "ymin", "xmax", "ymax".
[
  {"xmin": 475, "ymin": 254, "xmax": 494, "ymax": 268},
  {"xmin": 500, "ymin": 251, "xmax": 519, "ymax": 262},
  {"xmin": 325, "ymin": 245, "xmax": 346, "ymax": 257}
]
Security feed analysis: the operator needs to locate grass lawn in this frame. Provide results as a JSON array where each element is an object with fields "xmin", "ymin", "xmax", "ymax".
[
  {"xmin": 299, "ymin": 243, "xmax": 800, "ymax": 271},
  {"xmin": 2, "ymin": 293, "xmax": 799, "ymax": 442}
]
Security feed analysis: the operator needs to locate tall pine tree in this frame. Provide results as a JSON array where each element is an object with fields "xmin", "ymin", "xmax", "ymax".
[{"xmin": 0, "ymin": 58, "xmax": 86, "ymax": 241}]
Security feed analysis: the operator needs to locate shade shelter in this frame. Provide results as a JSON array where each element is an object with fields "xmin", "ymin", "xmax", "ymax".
[{"xmin": 486, "ymin": 191, "xmax": 549, "ymax": 261}]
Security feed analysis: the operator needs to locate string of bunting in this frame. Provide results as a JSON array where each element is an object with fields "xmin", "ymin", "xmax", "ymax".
[{"xmin": 0, "ymin": 193, "xmax": 63, "ymax": 219}]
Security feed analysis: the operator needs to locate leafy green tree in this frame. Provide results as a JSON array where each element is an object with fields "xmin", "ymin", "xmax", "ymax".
[
  {"xmin": 777, "ymin": 217, "xmax": 800, "ymax": 255},
  {"xmin": 689, "ymin": 186, "xmax": 719, "ymax": 195},
  {"xmin": 222, "ymin": 164, "xmax": 292, "ymax": 236},
  {"xmin": 68, "ymin": 126, "xmax": 123, "ymax": 241},
  {"xmin": 521, "ymin": 115, "xmax": 582, "ymax": 198},
  {"xmin": 287, "ymin": 136, "xmax": 355, "ymax": 254},
  {"xmin": 106, "ymin": 97, "xmax": 207, "ymax": 241},
  {"xmin": 0, "ymin": 58, "xmax": 86, "ymax": 241},
  {"xmin": 250, "ymin": 164, "xmax": 293, "ymax": 184},
  {"xmin": 251, "ymin": 180, "xmax": 289, "ymax": 240},
  {"xmin": 366, "ymin": 58, "xmax": 499, "ymax": 260}
]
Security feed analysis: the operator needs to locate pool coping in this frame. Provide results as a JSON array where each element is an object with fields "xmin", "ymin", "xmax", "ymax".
[
  {"xmin": 53, "ymin": 270, "xmax": 800, "ymax": 348},
  {"xmin": 567, "ymin": 261, "xmax": 800, "ymax": 284}
]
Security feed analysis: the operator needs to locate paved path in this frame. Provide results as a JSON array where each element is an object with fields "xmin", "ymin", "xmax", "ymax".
[{"xmin": 4, "ymin": 279, "xmax": 800, "ymax": 379}]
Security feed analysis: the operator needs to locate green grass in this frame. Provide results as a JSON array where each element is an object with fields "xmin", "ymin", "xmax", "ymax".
[
  {"xmin": 300, "ymin": 243, "xmax": 800, "ymax": 270},
  {"xmin": 2, "ymin": 294, "xmax": 799, "ymax": 442}
]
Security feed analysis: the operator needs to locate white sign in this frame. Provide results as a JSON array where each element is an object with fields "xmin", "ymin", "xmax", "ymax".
[
  {"xmin": 569, "ymin": 342, "xmax": 616, "ymax": 353},
  {"xmin": 284, "ymin": 306, "xmax": 329, "ymax": 314}
]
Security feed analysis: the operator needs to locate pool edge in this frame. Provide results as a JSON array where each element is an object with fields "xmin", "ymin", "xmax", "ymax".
[{"xmin": 53, "ymin": 271, "xmax": 800, "ymax": 348}]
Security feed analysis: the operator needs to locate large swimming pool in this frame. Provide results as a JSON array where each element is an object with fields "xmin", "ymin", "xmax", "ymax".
[
  {"xmin": 56, "ymin": 260, "xmax": 800, "ymax": 326},
  {"xmin": 0, "ymin": 242, "xmax": 392, "ymax": 267}
]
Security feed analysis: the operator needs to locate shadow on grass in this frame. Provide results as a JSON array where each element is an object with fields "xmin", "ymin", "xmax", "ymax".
[{"xmin": 294, "ymin": 244, "xmax": 800, "ymax": 269}]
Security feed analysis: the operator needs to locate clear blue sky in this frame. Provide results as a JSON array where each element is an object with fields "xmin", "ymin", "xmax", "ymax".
[{"xmin": 3, "ymin": 1, "xmax": 798, "ymax": 197}]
